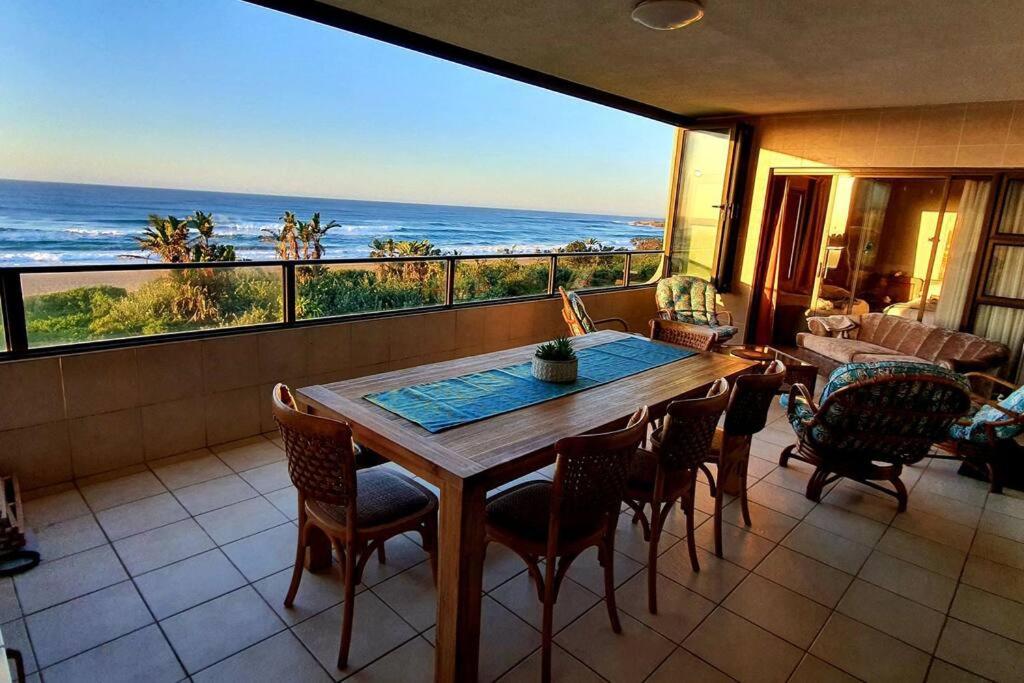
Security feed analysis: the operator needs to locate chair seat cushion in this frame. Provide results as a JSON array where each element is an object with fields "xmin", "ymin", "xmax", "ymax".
[
  {"xmin": 949, "ymin": 383, "xmax": 1024, "ymax": 444},
  {"xmin": 485, "ymin": 481, "xmax": 603, "ymax": 545},
  {"xmin": 306, "ymin": 469, "xmax": 435, "ymax": 529},
  {"xmin": 625, "ymin": 448, "xmax": 692, "ymax": 498},
  {"xmin": 799, "ymin": 335, "xmax": 895, "ymax": 364},
  {"xmin": 710, "ymin": 325, "xmax": 738, "ymax": 341}
]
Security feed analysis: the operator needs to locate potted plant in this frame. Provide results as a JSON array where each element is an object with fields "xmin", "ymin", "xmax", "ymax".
[{"xmin": 532, "ymin": 336, "xmax": 578, "ymax": 383}]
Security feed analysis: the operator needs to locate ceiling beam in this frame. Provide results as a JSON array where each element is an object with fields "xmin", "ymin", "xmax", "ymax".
[{"xmin": 246, "ymin": 0, "xmax": 696, "ymax": 127}]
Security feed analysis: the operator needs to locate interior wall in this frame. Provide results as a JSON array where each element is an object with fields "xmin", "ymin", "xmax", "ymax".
[
  {"xmin": 724, "ymin": 100, "xmax": 1024, "ymax": 335},
  {"xmin": 0, "ymin": 287, "xmax": 658, "ymax": 491}
]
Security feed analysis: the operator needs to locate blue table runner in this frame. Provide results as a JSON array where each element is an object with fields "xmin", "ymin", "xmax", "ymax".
[{"xmin": 364, "ymin": 336, "xmax": 696, "ymax": 433}]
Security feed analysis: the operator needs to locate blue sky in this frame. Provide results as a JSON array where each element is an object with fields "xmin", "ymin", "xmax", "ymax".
[{"xmin": 0, "ymin": 0, "xmax": 675, "ymax": 216}]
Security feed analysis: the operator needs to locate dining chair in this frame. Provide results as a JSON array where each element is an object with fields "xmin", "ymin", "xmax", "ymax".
[
  {"xmin": 271, "ymin": 384, "xmax": 439, "ymax": 669},
  {"xmin": 559, "ymin": 286, "xmax": 629, "ymax": 337},
  {"xmin": 707, "ymin": 360, "xmax": 786, "ymax": 557},
  {"xmin": 649, "ymin": 317, "xmax": 716, "ymax": 351},
  {"xmin": 484, "ymin": 406, "xmax": 649, "ymax": 683},
  {"xmin": 623, "ymin": 379, "xmax": 729, "ymax": 613}
]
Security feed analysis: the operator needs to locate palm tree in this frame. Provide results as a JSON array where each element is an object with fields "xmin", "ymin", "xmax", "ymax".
[
  {"xmin": 261, "ymin": 212, "xmax": 301, "ymax": 260},
  {"xmin": 305, "ymin": 212, "xmax": 338, "ymax": 259},
  {"xmin": 136, "ymin": 215, "xmax": 190, "ymax": 262}
]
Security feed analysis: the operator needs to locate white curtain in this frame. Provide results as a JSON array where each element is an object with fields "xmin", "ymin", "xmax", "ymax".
[
  {"xmin": 933, "ymin": 180, "xmax": 992, "ymax": 328},
  {"xmin": 997, "ymin": 180, "xmax": 1024, "ymax": 234},
  {"xmin": 974, "ymin": 305, "xmax": 1024, "ymax": 383}
]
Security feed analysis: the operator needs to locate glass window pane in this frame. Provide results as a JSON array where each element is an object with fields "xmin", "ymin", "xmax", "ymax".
[
  {"xmin": 996, "ymin": 179, "xmax": 1024, "ymax": 234},
  {"xmin": 296, "ymin": 261, "xmax": 444, "ymax": 320},
  {"xmin": 22, "ymin": 266, "xmax": 283, "ymax": 348},
  {"xmin": 931, "ymin": 179, "xmax": 993, "ymax": 328},
  {"xmin": 669, "ymin": 129, "xmax": 730, "ymax": 278},
  {"xmin": 454, "ymin": 257, "xmax": 549, "ymax": 303},
  {"xmin": 984, "ymin": 246, "xmax": 1024, "ymax": 299},
  {"xmin": 973, "ymin": 304, "xmax": 1024, "ymax": 383},
  {"xmin": 628, "ymin": 252, "xmax": 662, "ymax": 286},
  {"xmin": 556, "ymin": 253, "xmax": 625, "ymax": 291}
]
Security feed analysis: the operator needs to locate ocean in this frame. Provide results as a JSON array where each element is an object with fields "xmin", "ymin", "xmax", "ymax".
[{"xmin": 0, "ymin": 179, "xmax": 662, "ymax": 266}]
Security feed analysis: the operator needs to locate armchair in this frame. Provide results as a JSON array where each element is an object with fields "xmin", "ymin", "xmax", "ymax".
[
  {"xmin": 558, "ymin": 287, "xmax": 628, "ymax": 337},
  {"xmin": 780, "ymin": 361, "xmax": 972, "ymax": 511},
  {"xmin": 941, "ymin": 372, "xmax": 1024, "ymax": 493},
  {"xmin": 655, "ymin": 275, "xmax": 737, "ymax": 344}
]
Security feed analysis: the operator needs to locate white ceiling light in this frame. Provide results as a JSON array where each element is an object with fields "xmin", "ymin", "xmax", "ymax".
[{"xmin": 631, "ymin": 0, "xmax": 704, "ymax": 31}]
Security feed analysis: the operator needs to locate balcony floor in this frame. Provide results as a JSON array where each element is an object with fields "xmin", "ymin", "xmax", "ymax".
[{"xmin": 7, "ymin": 400, "xmax": 1024, "ymax": 682}]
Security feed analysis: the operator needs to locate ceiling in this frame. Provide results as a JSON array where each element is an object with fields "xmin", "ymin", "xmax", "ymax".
[{"xmin": 308, "ymin": 0, "xmax": 1024, "ymax": 119}]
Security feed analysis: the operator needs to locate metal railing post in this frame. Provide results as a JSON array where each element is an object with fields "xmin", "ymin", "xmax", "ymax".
[
  {"xmin": 547, "ymin": 255, "xmax": 557, "ymax": 295},
  {"xmin": 0, "ymin": 271, "xmax": 29, "ymax": 353},
  {"xmin": 282, "ymin": 263, "xmax": 297, "ymax": 324},
  {"xmin": 624, "ymin": 252, "xmax": 632, "ymax": 287},
  {"xmin": 445, "ymin": 257, "xmax": 456, "ymax": 307}
]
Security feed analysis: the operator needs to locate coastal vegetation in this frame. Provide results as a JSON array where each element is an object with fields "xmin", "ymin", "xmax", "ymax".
[{"xmin": 20, "ymin": 212, "xmax": 662, "ymax": 347}]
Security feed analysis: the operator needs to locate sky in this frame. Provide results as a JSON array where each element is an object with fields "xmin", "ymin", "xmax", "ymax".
[{"xmin": 0, "ymin": 0, "xmax": 675, "ymax": 216}]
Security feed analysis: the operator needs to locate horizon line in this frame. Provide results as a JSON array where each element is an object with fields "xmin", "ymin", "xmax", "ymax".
[{"xmin": 0, "ymin": 176, "xmax": 662, "ymax": 220}]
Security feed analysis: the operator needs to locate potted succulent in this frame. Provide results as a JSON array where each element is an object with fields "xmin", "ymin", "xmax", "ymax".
[{"xmin": 532, "ymin": 336, "xmax": 578, "ymax": 383}]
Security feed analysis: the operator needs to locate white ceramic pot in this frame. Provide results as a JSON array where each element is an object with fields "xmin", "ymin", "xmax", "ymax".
[{"xmin": 532, "ymin": 356, "xmax": 578, "ymax": 383}]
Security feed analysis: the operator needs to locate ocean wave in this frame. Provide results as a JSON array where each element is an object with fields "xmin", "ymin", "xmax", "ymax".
[
  {"xmin": 64, "ymin": 227, "xmax": 125, "ymax": 237},
  {"xmin": 0, "ymin": 251, "xmax": 64, "ymax": 262}
]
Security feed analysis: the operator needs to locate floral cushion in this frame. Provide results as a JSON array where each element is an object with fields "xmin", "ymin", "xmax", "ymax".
[
  {"xmin": 566, "ymin": 290, "xmax": 595, "ymax": 333},
  {"xmin": 786, "ymin": 360, "xmax": 971, "ymax": 463},
  {"xmin": 948, "ymin": 383, "xmax": 1024, "ymax": 444},
  {"xmin": 656, "ymin": 275, "xmax": 721, "ymax": 326},
  {"xmin": 710, "ymin": 325, "xmax": 738, "ymax": 341}
]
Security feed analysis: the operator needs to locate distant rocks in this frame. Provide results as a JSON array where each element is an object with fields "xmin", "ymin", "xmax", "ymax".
[{"xmin": 629, "ymin": 219, "xmax": 664, "ymax": 228}]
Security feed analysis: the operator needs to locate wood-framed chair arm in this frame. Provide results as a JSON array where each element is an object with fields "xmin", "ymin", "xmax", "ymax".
[
  {"xmin": 786, "ymin": 382, "xmax": 819, "ymax": 417},
  {"xmin": 657, "ymin": 308, "xmax": 674, "ymax": 321},
  {"xmin": 593, "ymin": 317, "xmax": 629, "ymax": 332},
  {"xmin": 718, "ymin": 309, "xmax": 734, "ymax": 326},
  {"xmin": 964, "ymin": 371, "xmax": 1020, "ymax": 394}
]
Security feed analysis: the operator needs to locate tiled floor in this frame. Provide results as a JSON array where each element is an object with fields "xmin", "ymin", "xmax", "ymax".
[{"xmin": 7, "ymin": 403, "xmax": 1024, "ymax": 682}]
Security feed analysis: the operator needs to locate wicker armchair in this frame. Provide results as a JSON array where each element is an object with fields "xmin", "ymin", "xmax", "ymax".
[
  {"xmin": 624, "ymin": 379, "xmax": 730, "ymax": 612},
  {"xmin": 655, "ymin": 275, "xmax": 737, "ymax": 344},
  {"xmin": 780, "ymin": 362, "xmax": 972, "ymax": 511},
  {"xmin": 649, "ymin": 318, "xmax": 716, "ymax": 352},
  {"xmin": 271, "ymin": 384, "xmax": 439, "ymax": 669},
  {"xmin": 940, "ymin": 372, "xmax": 1024, "ymax": 493},
  {"xmin": 707, "ymin": 360, "xmax": 786, "ymax": 557},
  {"xmin": 559, "ymin": 286, "xmax": 629, "ymax": 337},
  {"xmin": 484, "ymin": 406, "xmax": 649, "ymax": 683}
]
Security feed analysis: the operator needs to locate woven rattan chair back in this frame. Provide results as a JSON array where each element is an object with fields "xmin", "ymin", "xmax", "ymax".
[
  {"xmin": 648, "ymin": 319, "xmax": 716, "ymax": 351},
  {"xmin": 723, "ymin": 360, "xmax": 786, "ymax": 436},
  {"xmin": 655, "ymin": 379, "xmax": 730, "ymax": 472},
  {"xmin": 812, "ymin": 373, "xmax": 971, "ymax": 465},
  {"xmin": 272, "ymin": 384, "xmax": 357, "ymax": 509},
  {"xmin": 550, "ymin": 406, "xmax": 649, "ymax": 535}
]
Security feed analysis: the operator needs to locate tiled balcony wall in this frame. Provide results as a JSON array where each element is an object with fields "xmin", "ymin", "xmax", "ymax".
[
  {"xmin": 723, "ymin": 98, "xmax": 1024, "ymax": 335},
  {"xmin": 0, "ymin": 287, "xmax": 656, "ymax": 492}
]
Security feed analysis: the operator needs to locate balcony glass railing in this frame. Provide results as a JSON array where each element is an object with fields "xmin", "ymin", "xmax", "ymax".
[{"xmin": 0, "ymin": 249, "xmax": 662, "ymax": 356}]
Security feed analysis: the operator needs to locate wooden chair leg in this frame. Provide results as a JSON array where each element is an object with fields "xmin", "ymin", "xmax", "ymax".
[
  {"xmin": 684, "ymin": 486, "xmax": 700, "ymax": 572},
  {"xmin": 779, "ymin": 443, "xmax": 796, "ymax": 467},
  {"xmin": 284, "ymin": 520, "xmax": 308, "ymax": 607},
  {"xmin": 602, "ymin": 528, "xmax": 622, "ymax": 633},
  {"xmin": 713, "ymin": 478, "xmax": 724, "ymax": 558},
  {"xmin": 805, "ymin": 468, "xmax": 828, "ymax": 503},
  {"xmin": 700, "ymin": 463, "xmax": 717, "ymax": 498},
  {"xmin": 892, "ymin": 475, "xmax": 908, "ymax": 513},
  {"xmin": 541, "ymin": 560, "xmax": 557, "ymax": 683},
  {"xmin": 739, "ymin": 463, "xmax": 753, "ymax": 527},
  {"xmin": 647, "ymin": 500, "xmax": 662, "ymax": 614},
  {"xmin": 7, "ymin": 648, "xmax": 25, "ymax": 683},
  {"xmin": 377, "ymin": 543, "xmax": 387, "ymax": 564},
  {"xmin": 336, "ymin": 538, "xmax": 358, "ymax": 670},
  {"xmin": 422, "ymin": 512, "xmax": 439, "ymax": 584}
]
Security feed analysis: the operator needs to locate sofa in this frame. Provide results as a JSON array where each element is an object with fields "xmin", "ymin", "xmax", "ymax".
[{"xmin": 795, "ymin": 313, "xmax": 1009, "ymax": 374}]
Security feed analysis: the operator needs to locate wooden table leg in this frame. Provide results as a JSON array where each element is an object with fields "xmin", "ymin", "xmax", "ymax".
[{"xmin": 434, "ymin": 478, "xmax": 487, "ymax": 682}]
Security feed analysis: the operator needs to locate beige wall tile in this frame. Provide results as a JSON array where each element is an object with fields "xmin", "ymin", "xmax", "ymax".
[
  {"xmin": 961, "ymin": 101, "xmax": 1014, "ymax": 146},
  {"xmin": 136, "ymin": 341, "xmax": 202, "ymax": 405},
  {"xmin": 61, "ymin": 348, "xmax": 139, "ymax": 419},
  {"xmin": 913, "ymin": 145, "xmax": 958, "ymax": 167},
  {"xmin": 799, "ymin": 114, "xmax": 844, "ymax": 149},
  {"xmin": 839, "ymin": 111, "xmax": 880, "ymax": 148},
  {"xmin": 955, "ymin": 144, "xmax": 1006, "ymax": 167},
  {"xmin": 876, "ymin": 108, "xmax": 921, "ymax": 146},
  {"xmin": 305, "ymin": 323, "xmax": 351, "ymax": 374},
  {"xmin": 256, "ymin": 328, "xmax": 308, "ymax": 383},
  {"xmin": 202, "ymin": 334, "xmax": 260, "ymax": 393},
  {"xmin": 836, "ymin": 146, "xmax": 875, "ymax": 167},
  {"xmin": 0, "ymin": 422, "xmax": 72, "ymax": 490},
  {"xmin": 69, "ymin": 408, "xmax": 144, "ymax": 478},
  {"xmin": 389, "ymin": 310, "xmax": 456, "ymax": 360},
  {"xmin": 917, "ymin": 104, "xmax": 966, "ymax": 145},
  {"xmin": 348, "ymin": 318, "xmax": 391, "ymax": 367},
  {"xmin": 204, "ymin": 385, "xmax": 261, "ymax": 446},
  {"xmin": 872, "ymin": 146, "xmax": 917, "ymax": 166},
  {"xmin": 142, "ymin": 397, "xmax": 206, "ymax": 460},
  {"xmin": 0, "ymin": 358, "xmax": 65, "ymax": 431},
  {"xmin": 1008, "ymin": 103, "xmax": 1024, "ymax": 145},
  {"xmin": 1003, "ymin": 144, "xmax": 1024, "ymax": 166}
]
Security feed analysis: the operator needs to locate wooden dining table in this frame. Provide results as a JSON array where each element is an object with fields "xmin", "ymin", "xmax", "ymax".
[{"xmin": 298, "ymin": 329, "xmax": 752, "ymax": 682}]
